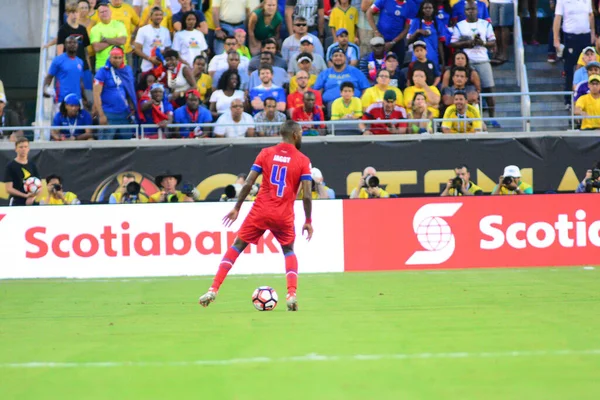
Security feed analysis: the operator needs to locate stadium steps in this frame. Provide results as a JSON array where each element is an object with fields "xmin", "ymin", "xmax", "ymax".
[
  {"xmin": 524, "ymin": 45, "xmax": 570, "ymax": 131},
  {"xmin": 485, "ymin": 49, "xmax": 522, "ymax": 131}
]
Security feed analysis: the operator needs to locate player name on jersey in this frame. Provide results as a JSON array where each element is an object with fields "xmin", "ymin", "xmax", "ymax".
[{"xmin": 273, "ymin": 155, "xmax": 291, "ymax": 163}]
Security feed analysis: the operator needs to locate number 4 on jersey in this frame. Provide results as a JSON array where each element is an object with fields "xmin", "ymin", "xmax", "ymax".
[{"xmin": 270, "ymin": 165, "xmax": 287, "ymax": 197}]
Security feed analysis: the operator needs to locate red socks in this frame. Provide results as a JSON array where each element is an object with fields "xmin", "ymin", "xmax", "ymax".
[
  {"xmin": 285, "ymin": 252, "xmax": 298, "ymax": 295},
  {"xmin": 209, "ymin": 246, "xmax": 241, "ymax": 292}
]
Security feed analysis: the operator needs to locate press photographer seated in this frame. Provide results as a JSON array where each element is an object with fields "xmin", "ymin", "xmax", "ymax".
[
  {"xmin": 492, "ymin": 165, "xmax": 533, "ymax": 195},
  {"xmin": 39, "ymin": 175, "xmax": 80, "ymax": 205},
  {"xmin": 575, "ymin": 164, "xmax": 600, "ymax": 193},
  {"xmin": 220, "ymin": 173, "xmax": 258, "ymax": 202},
  {"xmin": 297, "ymin": 167, "xmax": 332, "ymax": 199},
  {"xmin": 440, "ymin": 164, "xmax": 483, "ymax": 196},
  {"xmin": 149, "ymin": 171, "xmax": 198, "ymax": 203},
  {"xmin": 349, "ymin": 167, "xmax": 390, "ymax": 199},
  {"xmin": 109, "ymin": 173, "xmax": 148, "ymax": 204}
]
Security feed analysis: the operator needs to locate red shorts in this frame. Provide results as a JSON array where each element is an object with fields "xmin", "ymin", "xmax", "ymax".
[{"xmin": 237, "ymin": 214, "xmax": 295, "ymax": 246}]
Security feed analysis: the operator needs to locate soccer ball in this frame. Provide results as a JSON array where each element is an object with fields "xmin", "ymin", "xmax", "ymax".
[
  {"xmin": 252, "ymin": 286, "xmax": 278, "ymax": 311},
  {"xmin": 24, "ymin": 177, "xmax": 42, "ymax": 194}
]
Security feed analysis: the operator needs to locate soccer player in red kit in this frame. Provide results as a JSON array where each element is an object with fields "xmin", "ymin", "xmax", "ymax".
[{"xmin": 199, "ymin": 120, "xmax": 314, "ymax": 311}]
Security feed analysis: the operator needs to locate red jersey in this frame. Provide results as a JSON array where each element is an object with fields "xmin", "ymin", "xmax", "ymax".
[
  {"xmin": 250, "ymin": 143, "xmax": 312, "ymax": 221},
  {"xmin": 287, "ymin": 89, "xmax": 323, "ymax": 110},
  {"xmin": 362, "ymin": 103, "xmax": 408, "ymax": 134}
]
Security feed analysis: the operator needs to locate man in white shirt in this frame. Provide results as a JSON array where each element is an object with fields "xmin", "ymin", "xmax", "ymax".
[
  {"xmin": 208, "ymin": 36, "xmax": 249, "ymax": 78},
  {"xmin": 134, "ymin": 7, "xmax": 173, "ymax": 73},
  {"xmin": 451, "ymin": 1, "xmax": 499, "ymax": 127},
  {"xmin": 214, "ymin": 99, "xmax": 256, "ymax": 137},
  {"xmin": 553, "ymin": 0, "xmax": 595, "ymax": 109}
]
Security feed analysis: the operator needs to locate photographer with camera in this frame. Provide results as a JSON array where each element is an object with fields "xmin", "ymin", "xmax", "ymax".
[
  {"xmin": 149, "ymin": 171, "xmax": 199, "ymax": 203},
  {"xmin": 575, "ymin": 164, "xmax": 600, "ymax": 193},
  {"xmin": 297, "ymin": 167, "xmax": 332, "ymax": 199},
  {"xmin": 441, "ymin": 164, "xmax": 483, "ymax": 196},
  {"xmin": 39, "ymin": 174, "xmax": 81, "ymax": 205},
  {"xmin": 220, "ymin": 173, "xmax": 259, "ymax": 202},
  {"xmin": 492, "ymin": 165, "xmax": 533, "ymax": 195},
  {"xmin": 109, "ymin": 173, "xmax": 148, "ymax": 204},
  {"xmin": 350, "ymin": 166, "xmax": 390, "ymax": 199}
]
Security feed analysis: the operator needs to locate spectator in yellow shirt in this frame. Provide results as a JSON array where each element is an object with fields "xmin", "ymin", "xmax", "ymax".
[
  {"xmin": 331, "ymin": 81, "xmax": 363, "ymax": 135},
  {"xmin": 441, "ymin": 91, "xmax": 483, "ymax": 133},
  {"xmin": 575, "ymin": 74, "xmax": 600, "ymax": 130},
  {"xmin": 329, "ymin": 0, "xmax": 359, "ymax": 44},
  {"xmin": 403, "ymin": 69, "xmax": 441, "ymax": 117},
  {"xmin": 139, "ymin": 0, "xmax": 173, "ymax": 31},
  {"xmin": 149, "ymin": 171, "xmax": 196, "ymax": 203},
  {"xmin": 361, "ymin": 69, "xmax": 404, "ymax": 111}
]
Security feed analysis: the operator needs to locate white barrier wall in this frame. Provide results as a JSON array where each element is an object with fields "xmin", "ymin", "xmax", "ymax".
[{"xmin": 0, "ymin": 201, "xmax": 345, "ymax": 279}]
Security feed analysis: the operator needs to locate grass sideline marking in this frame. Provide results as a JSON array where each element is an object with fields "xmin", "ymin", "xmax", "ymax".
[{"xmin": 3, "ymin": 349, "xmax": 600, "ymax": 369}]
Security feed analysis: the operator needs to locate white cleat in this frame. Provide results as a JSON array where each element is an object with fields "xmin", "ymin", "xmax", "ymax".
[
  {"xmin": 199, "ymin": 291, "xmax": 217, "ymax": 307},
  {"xmin": 286, "ymin": 294, "xmax": 298, "ymax": 312}
]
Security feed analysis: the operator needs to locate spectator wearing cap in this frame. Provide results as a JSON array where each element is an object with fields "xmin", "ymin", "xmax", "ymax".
[
  {"xmin": 574, "ymin": 49, "xmax": 599, "ymax": 89},
  {"xmin": 330, "ymin": 82, "xmax": 363, "ymax": 135},
  {"xmin": 248, "ymin": 52, "xmax": 290, "ymax": 89},
  {"xmin": 291, "ymin": 91, "xmax": 325, "ymax": 136},
  {"xmin": 359, "ymin": 36, "xmax": 387, "ymax": 84},
  {"xmin": 90, "ymin": 3, "xmax": 127, "ymax": 71},
  {"xmin": 93, "ymin": 47, "xmax": 137, "ymax": 140},
  {"xmin": 403, "ymin": 69, "xmax": 441, "ymax": 117},
  {"xmin": 139, "ymin": 83, "xmax": 174, "ymax": 139},
  {"xmin": 360, "ymin": 90, "xmax": 408, "ymax": 135},
  {"xmin": 150, "ymin": 171, "xmax": 195, "ymax": 203},
  {"xmin": 575, "ymin": 62, "xmax": 600, "ymax": 100},
  {"xmin": 209, "ymin": 37, "xmax": 250, "ymax": 77},
  {"xmin": 134, "ymin": 7, "xmax": 173, "ymax": 74},
  {"xmin": 326, "ymin": 28, "xmax": 361, "ymax": 67},
  {"xmin": 249, "ymin": 38, "xmax": 288, "ymax": 73},
  {"xmin": 441, "ymin": 90, "xmax": 482, "ymax": 133},
  {"xmin": 173, "ymin": 89, "xmax": 213, "ymax": 138},
  {"xmin": 441, "ymin": 66, "xmax": 479, "ymax": 107},
  {"xmin": 287, "ymin": 70, "xmax": 323, "ymax": 111},
  {"xmin": 44, "ymin": 36, "xmax": 87, "ymax": 110},
  {"xmin": 329, "ymin": 0, "xmax": 360, "ymax": 44},
  {"xmin": 287, "ymin": 37, "xmax": 328, "ymax": 76},
  {"xmin": 575, "ymin": 74, "xmax": 600, "ymax": 130},
  {"xmin": 211, "ymin": 51, "xmax": 249, "ymax": 91},
  {"xmin": 248, "ymin": 0, "xmax": 283, "ymax": 55},
  {"xmin": 285, "ymin": 0, "xmax": 325, "ymax": 40},
  {"xmin": 492, "ymin": 165, "xmax": 533, "ymax": 195},
  {"xmin": 51, "ymin": 94, "xmax": 93, "ymax": 141},
  {"xmin": 367, "ymin": 0, "xmax": 418, "ymax": 67},
  {"xmin": 214, "ymin": 99, "xmax": 256, "ymax": 138},
  {"xmin": 383, "ymin": 52, "xmax": 407, "ymax": 91},
  {"xmin": 0, "ymin": 93, "xmax": 23, "ymax": 142},
  {"xmin": 249, "ymin": 64, "xmax": 287, "ymax": 113},
  {"xmin": 281, "ymin": 16, "xmax": 325, "ymax": 63},
  {"xmin": 172, "ymin": 0, "xmax": 208, "ymax": 34},
  {"xmin": 407, "ymin": 40, "xmax": 441, "ymax": 87},
  {"xmin": 408, "ymin": 0, "xmax": 449, "ymax": 68},
  {"xmin": 314, "ymin": 48, "xmax": 372, "ymax": 106},
  {"xmin": 576, "ymin": 45, "xmax": 600, "ymax": 69},
  {"xmin": 451, "ymin": 2, "xmax": 499, "ymax": 127},
  {"xmin": 254, "ymin": 97, "xmax": 287, "ymax": 136},
  {"xmin": 361, "ymin": 69, "xmax": 405, "ymax": 111}
]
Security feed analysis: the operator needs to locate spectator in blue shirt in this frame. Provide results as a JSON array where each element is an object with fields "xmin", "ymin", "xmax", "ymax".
[
  {"xmin": 326, "ymin": 28, "xmax": 361, "ymax": 67},
  {"xmin": 249, "ymin": 64, "xmax": 287, "ymax": 114},
  {"xmin": 173, "ymin": 89, "xmax": 213, "ymax": 138},
  {"xmin": 408, "ymin": 0, "xmax": 449, "ymax": 66},
  {"xmin": 93, "ymin": 47, "xmax": 137, "ymax": 140},
  {"xmin": 314, "ymin": 48, "xmax": 372, "ymax": 106},
  {"xmin": 451, "ymin": 0, "xmax": 490, "ymax": 24},
  {"xmin": 51, "ymin": 93, "xmax": 93, "ymax": 141},
  {"xmin": 43, "ymin": 36, "xmax": 86, "ymax": 106},
  {"xmin": 366, "ymin": 0, "xmax": 418, "ymax": 66},
  {"xmin": 172, "ymin": 0, "xmax": 208, "ymax": 34}
]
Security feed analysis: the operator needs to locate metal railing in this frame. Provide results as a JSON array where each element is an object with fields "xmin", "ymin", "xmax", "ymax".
[
  {"xmin": 35, "ymin": 0, "xmax": 59, "ymax": 134},
  {"xmin": 513, "ymin": 0, "xmax": 531, "ymax": 132}
]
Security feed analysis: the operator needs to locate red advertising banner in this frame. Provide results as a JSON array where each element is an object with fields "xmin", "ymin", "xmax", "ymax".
[{"xmin": 343, "ymin": 194, "xmax": 600, "ymax": 271}]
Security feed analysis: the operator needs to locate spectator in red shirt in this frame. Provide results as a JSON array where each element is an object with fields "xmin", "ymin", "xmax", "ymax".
[
  {"xmin": 360, "ymin": 89, "xmax": 408, "ymax": 135},
  {"xmin": 287, "ymin": 70, "xmax": 323, "ymax": 114},
  {"xmin": 291, "ymin": 91, "xmax": 325, "ymax": 136}
]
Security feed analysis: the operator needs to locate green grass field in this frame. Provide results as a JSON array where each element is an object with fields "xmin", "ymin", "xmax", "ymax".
[{"xmin": 1, "ymin": 267, "xmax": 599, "ymax": 399}]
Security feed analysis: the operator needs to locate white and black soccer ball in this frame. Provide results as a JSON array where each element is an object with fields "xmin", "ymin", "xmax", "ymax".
[
  {"xmin": 252, "ymin": 286, "xmax": 278, "ymax": 311},
  {"xmin": 24, "ymin": 177, "xmax": 42, "ymax": 194}
]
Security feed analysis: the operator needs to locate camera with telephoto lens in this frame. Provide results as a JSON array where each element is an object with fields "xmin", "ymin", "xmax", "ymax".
[
  {"xmin": 181, "ymin": 182, "xmax": 195, "ymax": 197},
  {"xmin": 502, "ymin": 176, "xmax": 514, "ymax": 186},
  {"xmin": 452, "ymin": 176, "xmax": 463, "ymax": 189},
  {"xmin": 363, "ymin": 175, "xmax": 380, "ymax": 188},
  {"xmin": 165, "ymin": 193, "xmax": 179, "ymax": 203},
  {"xmin": 223, "ymin": 183, "xmax": 259, "ymax": 201},
  {"xmin": 585, "ymin": 168, "xmax": 600, "ymax": 192},
  {"xmin": 51, "ymin": 184, "xmax": 62, "ymax": 192},
  {"xmin": 122, "ymin": 181, "xmax": 141, "ymax": 203}
]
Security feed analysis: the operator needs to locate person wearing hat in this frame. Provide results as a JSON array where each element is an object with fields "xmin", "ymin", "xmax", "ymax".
[
  {"xmin": 150, "ymin": 171, "xmax": 196, "ymax": 203},
  {"xmin": 360, "ymin": 89, "xmax": 408, "ymax": 135},
  {"xmin": 361, "ymin": 69, "xmax": 404, "ymax": 111},
  {"xmin": 51, "ymin": 94, "xmax": 93, "ymax": 141},
  {"xmin": 573, "ymin": 49, "xmax": 599, "ymax": 89},
  {"xmin": 575, "ymin": 74, "xmax": 600, "ymax": 130},
  {"xmin": 574, "ymin": 62, "xmax": 600, "ymax": 101},
  {"xmin": 297, "ymin": 167, "xmax": 332, "ymax": 199},
  {"xmin": 287, "ymin": 36, "xmax": 327, "ymax": 76},
  {"xmin": 359, "ymin": 36, "xmax": 387, "ymax": 84},
  {"xmin": 492, "ymin": 165, "xmax": 533, "ymax": 195},
  {"xmin": 314, "ymin": 48, "xmax": 372, "ymax": 105},
  {"xmin": 0, "ymin": 93, "xmax": 23, "ymax": 142},
  {"xmin": 326, "ymin": 28, "xmax": 361, "ymax": 67},
  {"xmin": 407, "ymin": 40, "xmax": 441, "ymax": 87},
  {"xmin": 281, "ymin": 16, "xmax": 325, "ymax": 63},
  {"xmin": 139, "ymin": 83, "xmax": 174, "ymax": 139},
  {"xmin": 329, "ymin": 0, "xmax": 359, "ymax": 44},
  {"xmin": 173, "ymin": 89, "xmax": 213, "ymax": 138},
  {"xmin": 383, "ymin": 52, "xmax": 407, "ymax": 91}
]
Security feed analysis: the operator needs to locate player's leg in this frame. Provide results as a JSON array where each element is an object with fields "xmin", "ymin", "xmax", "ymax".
[{"xmin": 280, "ymin": 242, "xmax": 299, "ymax": 312}]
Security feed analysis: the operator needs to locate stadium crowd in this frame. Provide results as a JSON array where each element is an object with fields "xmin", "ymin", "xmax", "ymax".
[{"xmin": 33, "ymin": 0, "xmax": 518, "ymax": 140}]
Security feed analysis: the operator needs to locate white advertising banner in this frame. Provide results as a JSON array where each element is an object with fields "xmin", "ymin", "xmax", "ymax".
[{"xmin": 0, "ymin": 201, "xmax": 344, "ymax": 279}]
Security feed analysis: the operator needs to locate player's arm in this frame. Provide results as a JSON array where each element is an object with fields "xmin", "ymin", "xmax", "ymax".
[
  {"xmin": 301, "ymin": 179, "xmax": 313, "ymax": 240},
  {"xmin": 234, "ymin": 170, "xmax": 260, "ymax": 211}
]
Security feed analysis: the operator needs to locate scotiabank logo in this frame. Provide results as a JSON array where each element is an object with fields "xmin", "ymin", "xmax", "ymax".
[
  {"xmin": 480, "ymin": 209, "xmax": 600, "ymax": 249},
  {"xmin": 406, "ymin": 203, "xmax": 463, "ymax": 265},
  {"xmin": 25, "ymin": 222, "xmax": 280, "ymax": 259}
]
